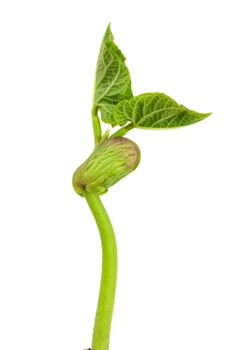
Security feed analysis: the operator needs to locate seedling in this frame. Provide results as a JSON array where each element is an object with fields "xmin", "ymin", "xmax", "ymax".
[{"xmin": 72, "ymin": 24, "xmax": 210, "ymax": 350}]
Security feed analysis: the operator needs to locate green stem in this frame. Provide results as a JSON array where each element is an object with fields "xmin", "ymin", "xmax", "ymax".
[
  {"xmin": 92, "ymin": 106, "xmax": 102, "ymax": 145},
  {"xmin": 84, "ymin": 192, "xmax": 117, "ymax": 350},
  {"xmin": 111, "ymin": 122, "xmax": 134, "ymax": 138}
]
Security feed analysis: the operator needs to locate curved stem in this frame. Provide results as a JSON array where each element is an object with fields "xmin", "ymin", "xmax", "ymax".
[{"xmin": 84, "ymin": 192, "xmax": 117, "ymax": 350}]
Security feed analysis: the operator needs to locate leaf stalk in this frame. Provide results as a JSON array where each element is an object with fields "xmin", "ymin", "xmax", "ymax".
[
  {"xmin": 110, "ymin": 123, "xmax": 134, "ymax": 138},
  {"xmin": 92, "ymin": 106, "xmax": 102, "ymax": 145}
]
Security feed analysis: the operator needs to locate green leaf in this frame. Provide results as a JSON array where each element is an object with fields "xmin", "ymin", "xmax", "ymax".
[
  {"xmin": 112, "ymin": 93, "xmax": 211, "ymax": 129},
  {"xmin": 93, "ymin": 24, "xmax": 133, "ymax": 125}
]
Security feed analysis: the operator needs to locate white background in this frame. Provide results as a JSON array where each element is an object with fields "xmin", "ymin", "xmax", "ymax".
[{"xmin": 0, "ymin": 0, "xmax": 232, "ymax": 349}]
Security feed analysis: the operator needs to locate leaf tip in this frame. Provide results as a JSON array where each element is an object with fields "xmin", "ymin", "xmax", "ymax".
[
  {"xmin": 104, "ymin": 22, "xmax": 113, "ymax": 41},
  {"xmin": 201, "ymin": 111, "xmax": 212, "ymax": 119}
]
